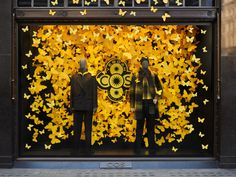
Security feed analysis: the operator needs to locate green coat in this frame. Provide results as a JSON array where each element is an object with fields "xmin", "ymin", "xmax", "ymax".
[{"xmin": 130, "ymin": 69, "xmax": 162, "ymax": 120}]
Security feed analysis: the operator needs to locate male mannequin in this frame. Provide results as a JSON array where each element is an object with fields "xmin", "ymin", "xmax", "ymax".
[
  {"xmin": 70, "ymin": 58, "xmax": 97, "ymax": 154},
  {"xmin": 130, "ymin": 57, "xmax": 162, "ymax": 154}
]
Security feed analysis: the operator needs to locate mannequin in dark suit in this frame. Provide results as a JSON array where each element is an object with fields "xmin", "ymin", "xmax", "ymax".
[
  {"xmin": 70, "ymin": 58, "xmax": 97, "ymax": 154},
  {"xmin": 130, "ymin": 57, "xmax": 162, "ymax": 154}
]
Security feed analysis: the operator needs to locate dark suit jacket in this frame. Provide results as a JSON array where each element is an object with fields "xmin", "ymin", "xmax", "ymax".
[
  {"xmin": 70, "ymin": 71, "xmax": 97, "ymax": 111},
  {"xmin": 130, "ymin": 69, "xmax": 162, "ymax": 120}
]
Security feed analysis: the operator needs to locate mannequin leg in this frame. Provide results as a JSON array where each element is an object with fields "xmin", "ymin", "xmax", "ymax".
[
  {"xmin": 84, "ymin": 111, "xmax": 93, "ymax": 151},
  {"xmin": 73, "ymin": 111, "xmax": 84, "ymax": 154}
]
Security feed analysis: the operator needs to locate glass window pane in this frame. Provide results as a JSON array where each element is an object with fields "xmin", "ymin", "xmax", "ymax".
[
  {"xmin": 201, "ymin": 0, "xmax": 214, "ymax": 6},
  {"xmin": 18, "ymin": 0, "xmax": 32, "ymax": 7},
  {"xmin": 185, "ymin": 0, "xmax": 199, "ymax": 6},
  {"xmin": 34, "ymin": 0, "xmax": 48, "ymax": 7}
]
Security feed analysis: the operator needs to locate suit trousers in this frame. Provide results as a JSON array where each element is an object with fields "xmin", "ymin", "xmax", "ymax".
[
  {"xmin": 73, "ymin": 111, "xmax": 93, "ymax": 152},
  {"xmin": 135, "ymin": 100, "xmax": 156, "ymax": 151}
]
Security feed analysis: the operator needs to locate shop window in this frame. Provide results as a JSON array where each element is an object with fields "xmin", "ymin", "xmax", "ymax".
[{"xmin": 18, "ymin": 24, "xmax": 214, "ymax": 157}]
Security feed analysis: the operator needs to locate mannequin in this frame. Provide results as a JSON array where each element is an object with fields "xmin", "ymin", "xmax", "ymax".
[
  {"xmin": 130, "ymin": 57, "xmax": 162, "ymax": 154},
  {"xmin": 70, "ymin": 58, "xmax": 97, "ymax": 154}
]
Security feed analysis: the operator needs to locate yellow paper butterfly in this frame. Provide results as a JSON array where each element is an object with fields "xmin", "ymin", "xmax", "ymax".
[
  {"xmin": 163, "ymin": 0, "xmax": 168, "ymax": 3},
  {"xmin": 73, "ymin": 0, "xmax": 80, "ymax": 4},
  {"xmin": 176, "ymin": 0, "xmax": 182, "ymax": 6},
  {"xmin": 25, "ymin": 113, "xmax": 31, "ymax": 119},
  {"xmin": 85, "ymin": 1, "xmax": 91, "ymax": 6},
  {"xmin": 32, "ymin": 31, "xmax": 37, "ymax": 37},
  {"xmin": 198, "ymin": 117, "xmax": 205, "ymax": 123},
  {"xmin": 192, "ymin": 92, "xmax": 197, "ymax": 97},
  {"xmin": 130, "ymin": 11, "xmax": 136, "ymax": 16},
  {"xmin": 44, "ymin": 144, "xmax": 52, "ymax": 150},
  {"xmin": 22, "ymin": 26, "xmax": 29, "ymax": 32},
  {"xmin": 153, "ymin": 0, "xmax": 158, "ymax": 5},
  {"xmin": 203, "ymin": 85, "xmax": 208, "ymax": 91},
  {"xmin": 49, "ymin": 9, "xmax": 56, "ymax": 16},
  {"xmin": 162, "ymin": 12, "xmax": 171, "ymax": 22},
  {"xmin": 80, "ymin": 9, "xmax": 87, "ymax": 16},
  {"xmin": 201, "ymin": 29, "xmax": 207, "ymax": 34},
  {"xmin": 200, "ymin": 69, "xmax": 206, "ymax": 75},
  {"xmin": 186, "ymin": 36, "xmax": 194, "ymax": 43},
  {"xmin": 188, "ymin": 27, "xmax": 194, "ymax": 33},
  {"xmin": 199, "ymin": 132, "xmax": 205, "ymax": 138},
  {"xmin": 22, "ymin": 64, "xmax": 27, "ymax": 70},
  {"xmin": 25, "ymin": 50, "xmax": 32, "ymax": 58},
  {"xmin": 51, "ymin": 0, "xmax": 58, "ymax": 6},
  {"xmin": 150, "ymin": 6, "xmax": 158, "ymax": 13},
  {"xmin": 202, "ymin": 144, "xmax": 208, "ymax": 150},
  {"xmin": 118, "ymin": 9, "xmax": 127, "ymax": 16},
  {"xmin": 39, "ymin": 129, "xmax": 45, "ymax": 135},
  {"xmin": 172, "ymin": 146, "xmax": 178, "ymax": 152},
  {"xmin": 202, "ymin": 46, "xmax": 207, "ymax": 53},
  {"xmin": 24, "ymin": 93, "xmax": 30, "ymax": 100},
  {"xmin": 177, "ymin": 138, "xmax": 183, "ymax": 143},
  {"xmin": 26, "ymin": 74, "xmax": 32, "ymax": 80},
  {"xmin": 118, "ymin": 0, "xmax": 125, "ymax": 6},
  {"xmin": 104, "ymin": 0, "xmax": 109, "ymax": 5},
  {"xmin": 135, "ymin": 0, "xmax": 145, "ymax": 4},
  {"xmin": 203, "ymin": 99, "xmax": 209, "ymax": 105},
  {"xmin": 25, "ymin": 144, "xmax": 31, "ymax": 149},
  {"xmin": 27, "ymin": 124, "xmax": 34, "ymax": 131}
]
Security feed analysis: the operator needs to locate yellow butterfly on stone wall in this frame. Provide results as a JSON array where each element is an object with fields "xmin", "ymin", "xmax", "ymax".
[{"xmin": 49, "ymin": 9, "xmax": 56, "ymax": 16}]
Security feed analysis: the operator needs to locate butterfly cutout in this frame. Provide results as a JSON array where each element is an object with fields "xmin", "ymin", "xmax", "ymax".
[
  {"xmin": 39, "ymin": 129, "xmax": 45, "ymax": 135},
  {"xmin": 104, "ymin": 0, "xmax": 109, "ymax": 5},
  {"xmin": 201, "ymin": 29, "xmax": 207, "ymax": 34},
  {"xmin": 153, "ymin": 0, "xmax": 158, "ymax": 5},
  {"xmin": 150, "ymin": 6, "xmax": 158, "ymax": 13},
  {"xmin": 51, "ymin": 0, "xmax": 58, "ymax": 6},
  {"xmin": 199, "ymin": 132, "xmax": 205, "ymax": 138},
  {"xmin": 22, "ymin": 64, "xmax": 27, "ymax": 70},
  {"xmin": 22, "ymin": 26, "xmax": 29, "ymax": 32},
  {"xmin": 203, "ymin": 99, "xmax": 209, "ymax": 105},
  {"xmin": 44, "ymin": 144, "xmax": 52, "ymax": 150},
  {"xmin": 27, "ymin": 124, "xmax": 34, "ymax": 131},
  {"xmin": 24, "ymin": 93, "xmax": 30, "ymax": 100},
  {"xmin": 25, "ymin": 50, "xmax": 32, "ymax": 58},
  {"xmin": 202, "ymin": 46, "xmax": 207, "ymax": 53},
  {"xmin": 200, "ymin": 69, "xmax": 206, "ymax": 75},
  {"xmin": 130, "ymin": 11, "xmax": 136, "ymax": 16},
  {"xmin": 73, "ymin": 0, "xmax": 80, "ymax": 4},
  {"xmin": 203, "ymin": 85, "xmax": 208, "ymax": 91},
  {"xmin": 118, "ymin": 9, "xmax": 127, "ymax": 16},
  {"xmin": 163, "ymin": 0, "xmax": 168, "ymax": 3},
  {"xmin": 202, "ymin": 144, "xmax": 208, "ymax": 150},
  {"xmin": 80, "ymin": 9, "xmax": 87, "ymax": 16},
  {"xmin": 49, "ymin": 9, "xmax": 56, "ymax": 16},
  {"xmin": 26, "ymin": 74, "xmax": 32, "ymax": 80},
  {"xmin": 85, "ymin": 1, "xmax": 91, "ymax": 6},
  {"xmin": 118, "ymin": 0, "xmax": 125, "ymax": 6},
  {"xmin": 25, "ymin": 144, "xmax": 31, "ymax": 149},
  {"xmin": 186, "ymin": 36, "xmax": 194, "ymax": 43},
  {"xmin": 172, "ymin": 146, "xmax": 178, "ymax": 152},
  {"xmin": 198, "ymin": 117, "xmax": 205, "ymax": 123},
  {"xmin": 136, "ymin": 0, "xmax": 145, "ymax": 4},
  {"xmin": 162, "ymin": 12, "xmax": 171, "ymax": 22},
  {"xmin": 176, "ymin": 0, "xmax": 182, "ymax": 6}
]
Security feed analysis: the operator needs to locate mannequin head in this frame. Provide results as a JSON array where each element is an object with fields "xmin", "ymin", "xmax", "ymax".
[
  {"xmin": 140, "ymin": 57, "xmax": 149, "ymax": 70},
  {"xmin": 79, "ymin": 58, "xmax": 87, "ymax": 71}
]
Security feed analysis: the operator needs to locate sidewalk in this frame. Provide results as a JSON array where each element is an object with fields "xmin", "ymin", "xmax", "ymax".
[{"xmin": 0, "ymin": 169, "xmax": 236, "ymax": 177}]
